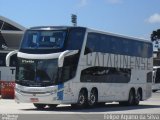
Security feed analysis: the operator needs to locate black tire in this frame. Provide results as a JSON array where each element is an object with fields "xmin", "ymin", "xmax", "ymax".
[
  {"xmin": 74, "ymin": 89, "xmax": 88, "ymax": 108},
  {"xmin": 119, "ymin": 89, "xmax": 135, "ymax": 106},
  {"xmin": 127, "ymin": 89, "xmax": 135, "ymax": 105},
  {"xmin": 134, "ymin": 90, "xmax": 141, "ymax": 105},
  {"xmin": 33, "ymin": 103, "xmax": 46, "ymax": 109},
  {"xmin": 48, "ymin": 104, "xmax": 57, "ymax": 109},
  {"xmin": 88, "ymin": 89, "xmax": 98, "ymax": 107}
]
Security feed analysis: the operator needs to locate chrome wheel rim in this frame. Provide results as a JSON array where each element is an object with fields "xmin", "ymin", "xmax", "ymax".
[
  {"xmin": 79, "ymin": 94, "xmax": 85, "ymax": 105},
  {"xmin": 90, "ymin": 94, "xmax": 96, "ymax": 105}
]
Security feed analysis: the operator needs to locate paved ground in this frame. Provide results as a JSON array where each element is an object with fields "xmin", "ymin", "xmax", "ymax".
[{"xmin": 0, "ymin": 91, "xmax": 160, "ymax": 120}]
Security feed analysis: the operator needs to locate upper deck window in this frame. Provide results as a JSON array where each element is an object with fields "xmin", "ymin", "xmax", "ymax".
[
  {"xmin": 21, "ymin": 30, "xmax": 66, "ymax": 49},
  {"xmin": 66, "ymin": 28, "xmax": 86, "ymax": 50},
  {"xmin": 85, "ymin": 32, "xmax": 152, "ymax": 58}
]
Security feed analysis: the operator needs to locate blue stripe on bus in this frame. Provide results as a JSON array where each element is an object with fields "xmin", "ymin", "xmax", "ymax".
[{"xmin": 57, "ymin": 84, "xmax": 64, "ymax": 100}]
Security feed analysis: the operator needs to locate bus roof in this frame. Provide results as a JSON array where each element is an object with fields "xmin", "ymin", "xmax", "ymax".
[
  {"xmin": 29, "ymin": 26, "xmax": 86, "ymax": 30},
  {"xmin": 28, "ymin": 26, "xmax": 151, "ymax": 43}
]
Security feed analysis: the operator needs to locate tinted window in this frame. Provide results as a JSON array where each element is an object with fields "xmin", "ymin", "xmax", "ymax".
[
  {"xmin": 122, "ymin": 39, "xmax": 130, "ymax": 54},
  {"xmin": 110, "ymin": 36, "xmax": 121, "ymax": 54},
  {"xmin": 66, "ymin": 28, "xmax": 86, "ymax": 50},
  {"xmin": 20, "ymin": 27, "xmax": 86, "ymax": 54},
  {"xmin": 84, "ymin": 33, "xmax": 98, "ymax": 53},
  {"xmin": 85, "ymin": 32, "xmax": 152, "ymax": 58},
  {"xmin": 99, "ymin": 34, "xmax": 110, "ymax": 52},
  {"xmin": 132, "ymin": 41, "xmax": 141, "ymax": 57},
  {"xmin": 16, "ymin": 59, "xmax": 58, "ymax": 87},
  {"xmin": 80, "ymin": 67, "xmax": 131, "ymax": 83},
  {"xmin": 21, "ymin": 30, "xmax": 66, "ymax": 49}
]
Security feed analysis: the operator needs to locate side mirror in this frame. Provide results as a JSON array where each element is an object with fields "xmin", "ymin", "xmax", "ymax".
[{"xmin": 58, "ymin": 50, "xmax": 78, "ymax": 67}]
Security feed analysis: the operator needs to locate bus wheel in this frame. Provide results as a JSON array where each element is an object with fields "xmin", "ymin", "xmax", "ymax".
[
  {"xmin": 33, "ymin": 103, "xmax": 46, "ymax": 109},
  {"xmin": 48, "ymin": 104, "xmax": 57, "ymax": 109},
  {"xmin": 127, "ymin": 89, "xmax": 135, "ymax": 105},
  {"xmin": 76, "ymin": 89, "xmax": 88, "ymax": 108},
  {"xmin": 134, "ymin": 90, "xmax": 141, "ymax": 105},
  {"xmin": 119, "ymin": 89, "xmax": 135, "ymax": 106},
  {"xmin": 88, "ymin": 89, "xmax": 98, "ymax": 107}
]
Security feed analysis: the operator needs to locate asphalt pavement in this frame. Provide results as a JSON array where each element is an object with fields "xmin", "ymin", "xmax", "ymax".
[{"xmin": 0, "ymin": 92, "xmax": 160, "ymax": 120}]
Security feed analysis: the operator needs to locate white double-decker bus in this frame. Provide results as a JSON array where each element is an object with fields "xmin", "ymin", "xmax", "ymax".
[{"xmin": 6, "ymin": 26, "xmax": 153, "ymax": 109}]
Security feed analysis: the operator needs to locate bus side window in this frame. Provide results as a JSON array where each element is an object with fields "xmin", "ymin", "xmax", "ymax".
[
  {"xmin": 66, "ymin": 28, "xmax": 85, "ymax": 50},
  {"xmin": 84, "ymin": 34, "xmax": 94, "ymax": 54},
  {"xmin": 84, "ymin": 33, "xmax": 99, "ymax": 54}
]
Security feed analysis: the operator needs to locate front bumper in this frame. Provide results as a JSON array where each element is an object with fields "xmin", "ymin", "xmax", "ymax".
[{"xmin": 15, "ymin": 90, "xmax": 62, "ymax": 104}]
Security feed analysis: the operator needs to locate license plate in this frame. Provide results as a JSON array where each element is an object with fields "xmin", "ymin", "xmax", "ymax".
[{"xmin": 30, "ymin": 98, "xmax": 39, "ymax": 102}]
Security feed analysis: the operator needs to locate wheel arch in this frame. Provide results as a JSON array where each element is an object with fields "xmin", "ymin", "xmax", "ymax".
[
  {"xmin": 79, "ymin": 87, "xmax": 88, "ymax": 97},
  {"xmin": 130, "ymin": 87, "xmax": 136, "ymax": 96},
  {"xmin": 137, "ymin": 87, "xmax": 143, "ymax": 101},
  {"xmin": 129, "ymin": 87, "xmax": 136, "ymax": 100}
]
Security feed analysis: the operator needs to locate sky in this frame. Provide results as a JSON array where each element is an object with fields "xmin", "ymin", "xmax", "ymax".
[{"xmin": 1, "ymin": 0, "xmax": 160, "ymax": 40}]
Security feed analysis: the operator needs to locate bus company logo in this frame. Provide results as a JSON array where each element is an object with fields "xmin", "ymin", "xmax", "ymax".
[
  {"xmin": 1, "ymin": 114, "xmax": 18, "ymax": 120},
  {"xmin": 22, "ymin": 59, "xmax": 34, "ymax": 64},
  {"xmin": 86, "ymin": 52, "xmax": 152, "ymax": 70}
]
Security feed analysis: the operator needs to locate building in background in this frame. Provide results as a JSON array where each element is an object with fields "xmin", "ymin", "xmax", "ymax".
[
  {"xmin": 0, "ymin": 16, "xmax": 26, "ymax": 98},
  {"xmin": 0, "ymin": 16, "xmax": 25, "ymax": 50}
]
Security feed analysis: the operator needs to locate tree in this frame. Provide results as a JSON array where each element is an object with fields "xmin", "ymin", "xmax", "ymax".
[
  {"xmin": 151, "ymin": 29, "xmax": 160, "ymax": 50},
  {"xmin": 151, "ymin": 29, "xmax": 160, "ymax": 59},
  {"xmin": 151, "ymin": 29, "xmax": 160, "ymax": 42}
]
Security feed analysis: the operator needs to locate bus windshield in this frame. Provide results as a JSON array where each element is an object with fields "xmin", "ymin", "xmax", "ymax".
[
  {"xmin": 16, "ymin": 58, "xmax": 58, "ymax": 87},
  {"xmin": 21, "ymin": 30, "xmax": 66, "ymax": 49}
]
